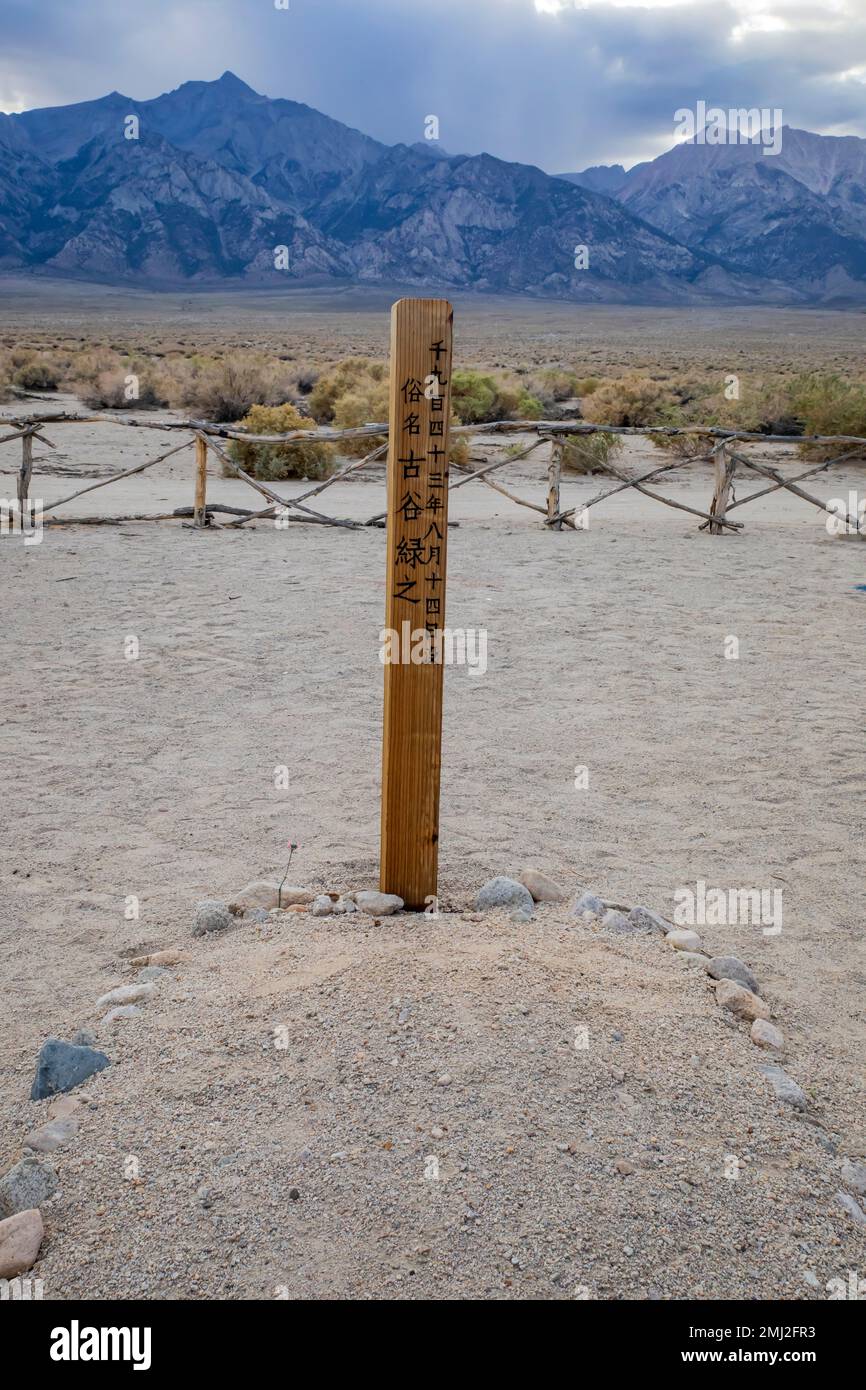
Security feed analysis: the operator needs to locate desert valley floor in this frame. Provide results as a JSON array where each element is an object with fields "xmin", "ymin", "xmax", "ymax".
[{"xmin": 1, "ymin": 294, "xmax": 865, "ymax": 1299}]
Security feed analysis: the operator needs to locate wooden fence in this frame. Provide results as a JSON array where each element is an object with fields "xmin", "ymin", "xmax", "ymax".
[{"xmin": 2, "ymin": 410, "xmax": 864, "ymax": 536}]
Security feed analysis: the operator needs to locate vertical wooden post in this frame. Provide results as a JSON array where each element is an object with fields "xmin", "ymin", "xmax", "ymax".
[
  {"xmin": 380, "ymin": 298, "xmax": 454, "ymax": 909},
  {"xmin": 546, "ymin": 438, "xmax": 562, "ymax": 529},
  {"xmin": 17, "ymin": 431, "xmax": 33, "ymax": 514},
  {"xmin": 708, "ymin": 441, "xmax": 737, "ymax": 535},
  {"xmin": 194, "ymin": 434, "xmax": 208, "ymax": 527}
]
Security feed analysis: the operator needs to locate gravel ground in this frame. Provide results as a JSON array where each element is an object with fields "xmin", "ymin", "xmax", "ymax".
[
  {"xmin": 2, "ymin": 901, "xmax": 865, "ymax": 1301},
  {"xmin": 3, "ymin": 429, "xmax": 865, "ymax": 1300}
]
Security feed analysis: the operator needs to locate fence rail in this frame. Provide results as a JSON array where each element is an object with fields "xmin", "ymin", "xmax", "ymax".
[{"xmin": 2, "ymin": 410, "xmax": 864, "ymax": 536}]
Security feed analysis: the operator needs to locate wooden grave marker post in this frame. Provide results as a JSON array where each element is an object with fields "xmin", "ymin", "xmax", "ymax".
[{"xmin": 380, "ymin": 298, "xmax": 454, "ymax": 910}]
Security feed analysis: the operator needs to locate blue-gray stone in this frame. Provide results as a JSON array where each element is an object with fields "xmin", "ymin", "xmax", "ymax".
[
  {"xmin": 759, "ymin": 1064, "xmax": 807, "ymax": 1111},
  {"xmin": 706, "ymin": 955, "xmax": 759, "ymax": 994},
  {"xmin": 30, "ymin": 1037, "xmax": 111, "ymax": 1101},
  {"xmin": 474, "ymin": 877, "xmax": 534, "ymax": 914},
  {"xmin": 572, "ymin": 892, "xmax": 604, "ymax": 918}
]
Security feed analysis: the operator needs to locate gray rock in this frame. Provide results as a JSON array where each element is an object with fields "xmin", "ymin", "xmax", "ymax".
[
  {"xmin": 572, "ymin": 892, "xmax": 604, "ymax": 919},
  {"xmin": 759, "ymin": 1064, "xmax": 807, "ymax": 1110},
  {"xmin": 310, "ymin": 894, "xmax": 336, "ymax": 917},
  {"xmin": 628, "ymin": 905, "xmax": 671, "ymax": 935},
  {"xmin": 95, "ymin": 983, "xmax": 154, "ymax": 1009},
  {"xmin": 30, "ymin": 1038, "xmax": 110, "ymax": 1101},
  {"xmin": 0, "ymin": 1157, "xmax": 59, "ymax": 1217},
  {"xmin": 193, "ymin": 899, "xmax": 233, "ymax": 935},
  {"xmin": 475, "ymin": 877, "xmax": 534, "ymax": 913},
  {"xmin": 840, "ymin": 1159, "xmax": 866, "ymax": 1197},
  {"xmin": 601, "ymin": 909, "xmax": 635, "ymax": 934},
  {"xmin": 518, "ymin": 868, "xmax": 566, "ymax": 903},
  {"xmin": 707, "ymin": 955, "xmax": 759, "ymax": 994},
  {"xmin": 333, "ymin": 896, "xmax": 358, "ymax": 915},
  {"xmin": 135, "ymin": 965, "xmax": 171, "ymax": 982},
  {"xmin": 836, "ymin": 1191, "xmax": 866, "ymax": 1226},
  {"xmin": 354, "ymin": 890, "xmax": 404, "ymax": 916},
  {"xmin": 242, "ymin": 908, "xmax": 270, "ymax": 924}
]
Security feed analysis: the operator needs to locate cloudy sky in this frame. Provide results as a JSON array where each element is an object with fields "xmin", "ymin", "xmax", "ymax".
[{"xmin": 1, "ymin": 0, "xmax": 863, "ymax": 170}]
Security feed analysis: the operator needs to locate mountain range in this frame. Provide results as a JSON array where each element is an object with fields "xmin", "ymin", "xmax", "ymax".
[{"xmin": 1, "ymin": 72, "xmax": 864, "ymax": 305}]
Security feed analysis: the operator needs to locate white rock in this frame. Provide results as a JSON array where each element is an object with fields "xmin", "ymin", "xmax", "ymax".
[
  {"xmin": 310, "ymin": 895, "xmax": 336, "ymax": 917},
  {"xmin": 665, "ymin": 929, "xmax": 704, "ymax": 952},
  {"xmin": 95, "ymin": 983, "xmax": 154, "ymax": 1010},
  {"xmin": 354, "ymin": 890, "xmax": 404, "ymax": 916},
  {"xmin": 229, "ymin": 880, "xmax": 314, "ymax": 912}
]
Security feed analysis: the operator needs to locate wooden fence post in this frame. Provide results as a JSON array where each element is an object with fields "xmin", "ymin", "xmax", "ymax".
[
  {"xmin": 17, "ymin": 431, "xmax": 33, "ymax": 515},
  {"xmin": 546, "ymin": 438, "xmax": 562, "ymax": 528},
  {"xmin": 380, "ymin": 298, "xmax": 454, "ymax": 909},
  {"xmin": 194, "ymin": 435, "xmax": 208, "ymax": 527},
  {"xmin": 708, "ymin": 441, "xmax": 737, "ymax": 535}
]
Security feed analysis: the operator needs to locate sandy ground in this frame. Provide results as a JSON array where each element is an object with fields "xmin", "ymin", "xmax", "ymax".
[{"xmin": 2, "ymin": 398, "xmax": 866, "ymax": 1300}]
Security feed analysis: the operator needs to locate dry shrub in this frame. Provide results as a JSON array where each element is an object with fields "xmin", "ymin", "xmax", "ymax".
[
  {"xmin": 176, "ymin": 357, "xmax": 294, "ymax": 422},
  {"xmin": 580, "ymin": 374, "xmax": 679, "ymax": 428},
  {"xmin": 61, "ymin": 348, "xmax": 124, "ymax": 390},
  {"xmin": 789, "ymin": 373, "xmax": 866, "ymax": 459},
  {"xmin": 330, "ymin": 377, "xmax": 390, "ymax": 458},
  {"xmin": 561, "ymin": 433, "xmax": 624, "ymax": 474},
  {"xmin": 228, "ymin": 403, "xmax": 335, "ymax": 481},
  {"xmin": 309, "ymin": 357, "xmax": 472, "ymax": 463},
  {"xmin": 648, "ymin": 431, "xmax": 715, "ymax": 459},
  {"xmin": 77, "ymin": 368, "xmax": 167, "ymax": 410},
  {"xmin": 309, "ymin": 358, "xmax": 387, "ymax": 423},
  {"xmin": 13, "ymin": 357, "xmax": 59, "ymax": 391}
]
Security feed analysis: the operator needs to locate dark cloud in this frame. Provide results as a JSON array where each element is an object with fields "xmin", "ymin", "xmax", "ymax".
[{"xmin": 1, "ymin": 0, "xmax": 863, "ymax": 169}]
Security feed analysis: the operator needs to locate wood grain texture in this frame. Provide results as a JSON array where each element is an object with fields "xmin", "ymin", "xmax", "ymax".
[
  {"xmin": 194, "ymin": 435, "xmax": 209, "ymax": 527},
  {"xmin": 380, "ymin": 299, "xmax": 453, "ymax": 909}
]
